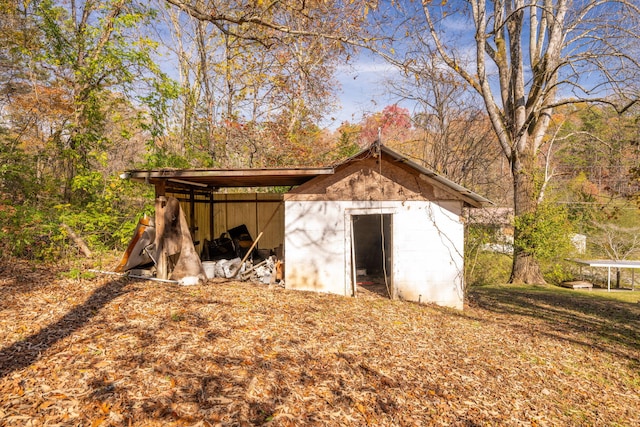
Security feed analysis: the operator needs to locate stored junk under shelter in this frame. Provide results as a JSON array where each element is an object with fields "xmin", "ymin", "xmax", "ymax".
[{"xmin": 122, "ymin": 143, "xmax": 490, "ymax": 309}]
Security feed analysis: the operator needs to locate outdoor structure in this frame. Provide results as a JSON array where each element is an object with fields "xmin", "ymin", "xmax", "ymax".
[
  {"xmin": 124, "ymin": 143, "xmax": 490, "ymax": 309},
  {"xmin": 283, "ymin": 145, "xmax": 490, "ymax": 309},
  {"xmin": 570, "ymin": 259, "xmax": 640, "ymax": 291}
]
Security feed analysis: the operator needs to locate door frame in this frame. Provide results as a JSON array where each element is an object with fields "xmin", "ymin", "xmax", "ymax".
[{"xmin": 344, "ymin": 207, "xmax": 396, "ymax": 298}]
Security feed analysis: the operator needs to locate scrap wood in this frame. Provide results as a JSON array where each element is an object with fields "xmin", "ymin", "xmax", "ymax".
[
  {"xmin": 88, "ymin": 269, "xmax": 179, "ymax": 284},
  {"xmin": 0, "ymin": 258, "xmax": 639, "ymax": 426},
  {"xmin": 240, "ymin": 259, "xmax": 269, "ymax": 280},
  {"xmin": 231, "ymin": 231, "xmax": 264, "ymax": 278}
]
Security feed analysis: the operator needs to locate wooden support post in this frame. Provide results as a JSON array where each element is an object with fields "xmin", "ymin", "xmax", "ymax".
[
  {"xmin": 189, "ymin": 188, "xmax": 196, "ymax": 236},
  {"xmin": 155, "ymin": 181, "xmax": 168, "ymax": 280},
  {"xmin": 209, "ymin": 192, "xmax": 214, "ymax": 241}
]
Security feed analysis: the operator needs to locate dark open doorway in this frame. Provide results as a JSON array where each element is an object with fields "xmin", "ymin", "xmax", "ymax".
[{"xmin": 352, "ymin": 214, "xmax": 393, "ymax": 298}]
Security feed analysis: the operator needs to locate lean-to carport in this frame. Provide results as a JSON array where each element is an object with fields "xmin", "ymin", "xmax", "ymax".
[
  {"xmin": 122, "ymin": 143, "xmax": 492, "ymax": 309},
  {"xmin": 123, "ymin": 167, "xmax": 335, "ymax": 279},
  {"xmin": 571, "ymin": 259, "xmax": 640, "ymax": 291}
]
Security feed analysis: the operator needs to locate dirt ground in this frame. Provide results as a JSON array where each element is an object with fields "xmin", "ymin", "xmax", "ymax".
[{"xmin": 0, "ymin": 260, "xmax": 638, "ymax": 426}]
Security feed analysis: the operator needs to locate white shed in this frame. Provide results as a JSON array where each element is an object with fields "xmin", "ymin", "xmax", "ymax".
[
  {"xmin": 124, "ymin": 143, "xmax": 489, "ymax": 309},
  {"xmin": 283, "ymin": 144, "xmax": 490, "ymax": 309}
]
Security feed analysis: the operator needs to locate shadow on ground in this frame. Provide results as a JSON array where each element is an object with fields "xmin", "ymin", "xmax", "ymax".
[
  {"xmin": 468, "ymin": 286, "xmax": 640, "ymax": 363},
  {"xmin": 0, "ymin": 277, "xmax": 131, "ymax": 378}
]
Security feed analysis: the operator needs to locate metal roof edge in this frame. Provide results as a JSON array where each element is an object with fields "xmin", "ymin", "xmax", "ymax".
[{"xmin": 333, "ymin": 142, "xmax": 492, "ymax": 208}]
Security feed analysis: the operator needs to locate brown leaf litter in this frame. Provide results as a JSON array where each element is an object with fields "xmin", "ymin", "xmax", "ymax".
[{"xmin": 0, "ymin": 259, "xmax": 638, "ymax": 426}]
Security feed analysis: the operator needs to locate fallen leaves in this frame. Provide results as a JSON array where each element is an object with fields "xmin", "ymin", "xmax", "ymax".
[{"xmin": 0, "ymin": 260, "xmax": 638, "ymax": 426}]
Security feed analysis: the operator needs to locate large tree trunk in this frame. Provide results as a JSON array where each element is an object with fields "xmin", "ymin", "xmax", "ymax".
[
  {"xmin": 509, "ymin": 146, "xmax": 546, "ymax": 284},
  {"xmin": 510, "ymin": 244, "xmax": 546, "ymax": 284}
]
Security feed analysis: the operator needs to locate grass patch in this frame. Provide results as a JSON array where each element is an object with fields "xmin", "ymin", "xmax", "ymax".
[
  {"xmin": 473, "ymin": 283, "xmax": 640, "ymax": 303},
  {"xmin": 468, "ymin": 284, "xmax": 640, "ymax": 363}
]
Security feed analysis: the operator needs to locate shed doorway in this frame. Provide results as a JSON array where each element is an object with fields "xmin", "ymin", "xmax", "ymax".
[{"xmin": 351, "ymin": 214, "xmax": 393, "ymax": 298}]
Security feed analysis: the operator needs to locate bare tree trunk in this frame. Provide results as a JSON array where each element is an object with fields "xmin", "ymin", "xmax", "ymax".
[{"xmin": 509, "ymin": 144, "xmax": 546, "ymax": 284}]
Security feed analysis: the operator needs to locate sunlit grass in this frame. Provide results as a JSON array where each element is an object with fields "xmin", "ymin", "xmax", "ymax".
[{"xmin": 473, "ymin": 283, "xmax": 640, "ymax": 304}]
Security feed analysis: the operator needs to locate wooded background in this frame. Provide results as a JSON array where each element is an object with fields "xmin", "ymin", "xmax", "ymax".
[{"xmin": 1, "ymin": 0, "xmax": 639, "ymax": 285}]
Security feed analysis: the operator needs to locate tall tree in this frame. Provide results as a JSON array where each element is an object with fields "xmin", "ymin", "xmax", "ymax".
[
  {"xmin": 385, "ymin": 58, "xmax": 506, "ymax": 199},
  {"xmin": 3, "ymin": 0, "xmax": 174, "ymax": 203},
  {"xmin": 413, "ymin": 0, "xmax": 640, "ymax": 283},
  {"xmin": 155, "ymin": 0, "xmax": 355, "ymax": 167},
  {"xmin": 358, "ymin": 104, "xmax": 413, "ymax": 148}
]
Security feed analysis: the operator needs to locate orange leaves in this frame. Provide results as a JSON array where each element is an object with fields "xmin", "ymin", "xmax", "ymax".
[
  {"xmin": 6, "ymin": 83, "xmax": 74, "ymax": 153},
  {"xmin": 91, "ymin": 416, "xmax": 106, "ymax": 427},
  {"xmin": 0, "ymin": 261, "xmax": 639, "ymax": 425},
  {"xmin": 99, "ymin": 401, "xmax": 111, "ymax": 414},
  {"xmin": 10, "ymin": 84, "xmax": 74, "ymax": 120}
]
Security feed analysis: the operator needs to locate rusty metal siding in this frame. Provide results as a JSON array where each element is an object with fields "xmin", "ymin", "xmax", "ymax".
[{"xmin": 168, "ymin": 192, "xmax": 285, "ymax": 256}]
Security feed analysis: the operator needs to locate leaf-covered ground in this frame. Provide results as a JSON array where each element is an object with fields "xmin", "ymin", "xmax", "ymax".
[{"xmin": 0, "ymin": 260, "xmax": 638, "ymax": 426}]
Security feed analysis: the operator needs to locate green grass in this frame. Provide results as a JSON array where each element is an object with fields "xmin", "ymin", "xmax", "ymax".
[
  {"xmin": 583, "ymin": 288, "xmax": 640, "ymax": 303},
  {"xmin": 473, "ymin": 283, "xmax": 640, "ymax": 304}
]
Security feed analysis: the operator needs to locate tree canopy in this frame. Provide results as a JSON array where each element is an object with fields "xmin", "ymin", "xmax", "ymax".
[{"xmin": 1, "ymin": 0, "xmax": 639, "ymax": 278}]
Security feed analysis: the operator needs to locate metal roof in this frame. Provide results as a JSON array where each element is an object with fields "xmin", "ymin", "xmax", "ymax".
[
  {"xmin": 333, "ymin": 144, "xmax": 493, "ymax": 208},
  {"xmin": 378, "ymin": 145, "xmax": 493, "ymax": 207},
  {"xmin": 123, "ymin": 167, "xmax": 335, "ymax": 190},
  {"xmin": 571, "ymin": 259, "xmax": 640, "ymax": 269},
  {"xmin": 123, "ymin": 143, "xmax": 492, "ymax": 207}
]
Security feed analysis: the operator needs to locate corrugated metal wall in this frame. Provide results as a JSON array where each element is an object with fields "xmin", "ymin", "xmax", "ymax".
[{"xmin": 167, "ymin": 192, "xmax": 284, "ymax": 256}]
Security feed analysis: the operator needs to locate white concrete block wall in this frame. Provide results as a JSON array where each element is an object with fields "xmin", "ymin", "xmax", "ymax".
[
  {"xmin": 284, "ymin": 200, "xmax": 466, "ymax": 309},
  {"xmin": 392, "ymin": 202, "xmax": 465, "ymax": 309},
  {"xmin": 284, "ymin": 201, "xmax": 347, "ymax": 295}
]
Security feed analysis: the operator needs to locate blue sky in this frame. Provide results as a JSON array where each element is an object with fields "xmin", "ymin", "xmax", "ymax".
[
  {"xmin": 324, "ymin": 51, "xmax": 409, "ymax": 129},
  {"xmin": 330, "ymin": 57, "xmax": 398, "ymax": 126},
  {"xmin": 325, "ymin": 1, "xmax": 476, "ymax": 129}
]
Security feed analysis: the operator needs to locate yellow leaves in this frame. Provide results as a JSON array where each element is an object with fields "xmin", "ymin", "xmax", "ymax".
[
  {"xmin": 51, "ymin": 393, "xmax": 69, "ymax": 399},
  {"xmin": 265, "ymin": 350, "xmax": 280, "ymax": 359},
  {"xmin": 15, "ymin": 384, "xmax": 25, "ymax": 397},
  {"xmin": 99, "ymin": 401, "xmax": 111, "ymax": 414}
]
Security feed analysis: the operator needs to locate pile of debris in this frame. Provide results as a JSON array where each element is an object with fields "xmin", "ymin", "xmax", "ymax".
[
  {"xmin": 200, "ymin": 223, "xmax": 283, "ymax": 285},
  {"xmin": 202, "ymin": 256, "xmax": 283, "ymax": 284},
  {"xmin": 115, "ymin": 198, "xmax": 283, "ymax": 286}
]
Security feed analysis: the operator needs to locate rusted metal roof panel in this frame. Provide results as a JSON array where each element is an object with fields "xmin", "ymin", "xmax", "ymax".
[{"xmin": 124, "ymin": 167, "xmax": 335, "ymax": 190}]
